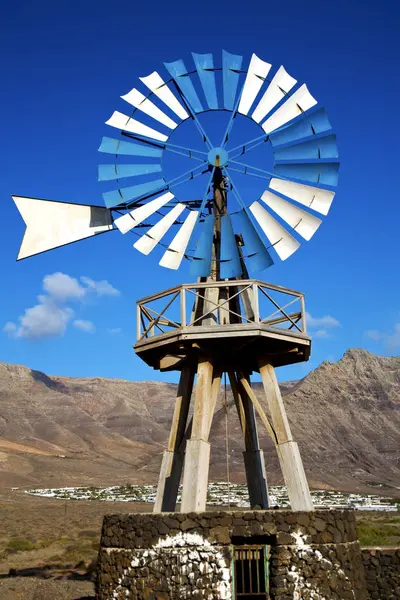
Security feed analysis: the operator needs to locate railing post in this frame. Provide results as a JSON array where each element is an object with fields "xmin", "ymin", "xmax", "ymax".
[
  {"xmin": 180, "ymin": 287, "xmax": 186, "ymax": 327},
  {"xmin": 136, "ymin": 303, "xmax": 141, "ymax": 341},
  {"xmin": 253, "ymin": 282, "xmax": 260, "ymax": 323},
  {"xmin": 300, "ymin": 294, "xmax": 307, "ymax": 334}
]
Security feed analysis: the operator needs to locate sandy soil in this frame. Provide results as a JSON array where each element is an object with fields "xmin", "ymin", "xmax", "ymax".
[
  {"xmin": 0, "ymin": 576, "xmax": 94, "ymax": 600},
  {"xmin": 0, "ymin": 489, "xmax": 152, "ymax": 599}
]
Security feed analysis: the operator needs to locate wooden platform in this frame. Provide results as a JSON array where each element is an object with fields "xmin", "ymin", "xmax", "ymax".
[{"xmin": 134, "ymin": 279, "xmax": 311, "ymax": 371}]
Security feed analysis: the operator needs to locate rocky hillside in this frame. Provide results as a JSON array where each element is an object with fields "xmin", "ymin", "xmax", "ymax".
[{"xmin": 0, "ymin": 349, "xmax": 399, "ymax": 493}]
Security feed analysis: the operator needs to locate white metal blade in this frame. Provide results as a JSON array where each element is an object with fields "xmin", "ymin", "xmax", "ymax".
[
  {"xmin": 262, "ymin": 84, "xmax": 317, "ymax": 134},
  {"xmin": 261, "ymin": 190, "xmax": 322, "ymax": 241},
  {"xmin": 249, "ymin": 201, "xmax": 300, "ymax": 260},
  {"xmin": 252, "ymin": 66, "xmax": 297, "ymax": 123},
  {"xmin": 114, "ymin": 192, "xmax": 174, "ymax": 234},
  {"xmin": 133, "ymin": 204, "xmax": 185, "ymax": 255},
  {"xmin": 269, "ymin": 178, "xmax": 335, "ymax": 215},
  {"xmin": 13, "ymin": 196, "xmax": 113, "ymax": 259},
  {"xmin": 105, "ymin": 111, "xmax": 168, "ymax": 142},
  {"xmin": 159, "ymin": 210, "xmax": 198, "ymax": 270},
  {"xmin": 238, "ymin": 54, "xmax": 271, "ymax": 116},
  {"xmin": 140, "ymin": 71, "xmax": 189, "ymax": 121},
  {"xmin": 121, "ymin": 88, "xmax": 178, "ymax": 129}
]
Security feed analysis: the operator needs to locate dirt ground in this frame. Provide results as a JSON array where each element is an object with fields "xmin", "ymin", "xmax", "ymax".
[
  {"xmin": 0, "ymin": 489, "xmax": 152, "ymax": 600},
  {"xmin": 0, "ymin": 577, "xmax": 95, "ymax": 600}
]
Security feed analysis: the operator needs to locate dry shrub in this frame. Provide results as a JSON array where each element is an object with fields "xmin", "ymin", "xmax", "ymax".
[{"xmin": 7, "ymin": 538, "xmax": 36, "ymax": 553}]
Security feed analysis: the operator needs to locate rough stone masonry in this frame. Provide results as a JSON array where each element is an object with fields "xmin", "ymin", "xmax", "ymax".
[
  {"xmin": 362, "ymin": 547, "xmax": 400, "ymax": 600},
  {"xmin": 96, "ymin": 509, "xmax": 368, "ymax": 599}
]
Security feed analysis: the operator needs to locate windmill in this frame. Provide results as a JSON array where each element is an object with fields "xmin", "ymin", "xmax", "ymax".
[{"xmin": 12, "ymin": 51, "xmax": 339, "ymax": 514}]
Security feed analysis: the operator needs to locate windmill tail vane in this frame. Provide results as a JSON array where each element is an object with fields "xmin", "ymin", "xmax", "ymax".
[{"xmin": 12, "ymin": 51, "xmax": 339, "ymax": 277}]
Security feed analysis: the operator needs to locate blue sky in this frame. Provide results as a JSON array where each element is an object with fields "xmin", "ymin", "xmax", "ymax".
[{"xmin": 0, "ymin": 0, "xmax": 399, "ymax": 383}]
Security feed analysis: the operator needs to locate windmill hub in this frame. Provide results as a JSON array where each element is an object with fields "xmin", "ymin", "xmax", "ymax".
[{"xmin": 207, "ymin": 146, "xmax": 228, "ymax": 167}]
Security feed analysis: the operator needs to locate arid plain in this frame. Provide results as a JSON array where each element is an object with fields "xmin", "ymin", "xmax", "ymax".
[{"xmin": 0, "ymin": 348, "xmax": 399, "ymax": 598}]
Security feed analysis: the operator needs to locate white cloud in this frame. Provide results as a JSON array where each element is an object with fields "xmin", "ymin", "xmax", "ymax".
[
  {"xmin": 3, "ymin": 322, "xmax": 17, "ymax": 336},
  {"xmin": 42, "ymin": 272, "xmax": 120, "ymax": 302},
  {"xmin": 306, "ymin": 312, "xmax": 341, "ymax": 329},
  {"xmin": 73, "ymin": 320, "xmax": 96, "ymax": 334},
  {"xmin": 6, "ymin": 297, "xmax": 73, "ymax": 340},
  {"xmin": 107, "ymin": 327, "xmax": 122, "ymax": 334},
  {"xmin": 366, "ymin": 323, "xmax": 400, "ymax": 349},
  {"xmin": 365, "ymin": 329, "xmax": 383, "ymax": 342},
  {"xmin": 43, "ymin": 273, "xmax": 86, "ymax": 302},
  {"xmin": 387, "ymin": 324, "xmax": 400, "ymax": 349},
  {"xmin": 4, "ymin": 272, "xmax": 120, "ymax": 341},
  {"xmin": 80, "ymin": 276, "xmax": 120, "ymax": 297},
  {"xmin": 314, "ymin": 329, "xmax": 330, "ymax": 338}
]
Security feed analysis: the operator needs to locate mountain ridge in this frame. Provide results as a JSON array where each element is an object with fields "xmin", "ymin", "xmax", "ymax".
[{"xmin": 0, "ymin": 348, "xmax": 399, "ymax": 494}]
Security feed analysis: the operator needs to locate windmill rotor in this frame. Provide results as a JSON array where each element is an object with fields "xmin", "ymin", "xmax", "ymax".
[{"xmin": 13, "ymin": 51, "xmax": 339, "ymax": 276}]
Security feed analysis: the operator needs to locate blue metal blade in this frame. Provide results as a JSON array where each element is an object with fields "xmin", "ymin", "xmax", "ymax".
[
  {"xmin": 98, "ymin": 137, "xmax": 163, "ymax": 157},
  {"xmin": 164, "ymin": 59, "xmax": 204, "ymax": 113},
  {"xmin": 190, "ymin": 214, "xmax": 214, "ymax": 277},
  {"xmin": 270, "ymin": 108, "xmax": 332, "ymax": 147},
  {"xmin": 222, "ymin": 50, "xmax": 243, "ymax": 110},
  {"xmin": 274, "ymin": 162, "xmax": 339, "ymax": 186},
  {"xmin": 98, "ymin": 164, "xmax": 162, "ymax": 181},
  {"xmin": 235, "ymin": 210, "xmax": 274, "ymax": 273},
  {"xmin": 103, "ymin": 179, "xmax": 166, "ymax": 208},
  {"xmin": 220, "ymin": 215, "xmax": 242, "ymax": 279},
  {"xmin": 273, "ymin": 134, "xmax": 338, "ymax": 161},
  {"xmin": 192, "ymin": 53, "xmax": 218, "ymax": 110}
]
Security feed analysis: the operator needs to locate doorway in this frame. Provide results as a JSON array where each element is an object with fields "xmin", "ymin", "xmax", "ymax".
[{"xmin": 232, "ymin": 544, "xmax": 270, "ymax": 599}]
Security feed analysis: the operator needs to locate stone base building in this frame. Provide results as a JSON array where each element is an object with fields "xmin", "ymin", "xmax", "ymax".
[{"xmin": 96, "ymin": 509, "xmax": 368, "ymax": 599}]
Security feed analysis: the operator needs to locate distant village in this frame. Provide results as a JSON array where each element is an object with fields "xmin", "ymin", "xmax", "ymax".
[{"xmin": 25, "ymin": 482, "xmax": 399, "ymax": 511}]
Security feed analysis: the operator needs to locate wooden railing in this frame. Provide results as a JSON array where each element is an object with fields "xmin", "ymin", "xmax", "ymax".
[{"xmin": 136, "ymin": 280, "xmax": 307, "ymax": 342}]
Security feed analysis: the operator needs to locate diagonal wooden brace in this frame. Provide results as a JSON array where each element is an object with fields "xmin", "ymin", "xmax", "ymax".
[
  {"xmin": 237, "ymin": 371, "xmax": 278, "ymax": 447},
  {"xmin": 230, "ymin": 371, "xmax": 270, "ymax": 508},
  {"xmin": 258, "ymin": 359, "xmax": 314, "ymax": 511}
]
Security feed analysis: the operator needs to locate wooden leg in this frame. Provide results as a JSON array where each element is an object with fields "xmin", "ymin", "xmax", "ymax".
[
  {"xmin": 229, "ymin": 372, "xmax": 269, "ymax": 509},
  {"xmin": 258, "ymin": 359, "xmax": 314, "ymax": 511},
  {"xmin": 180, "ymin": 357, "xmax": 217, "ymax": 513},
  {"xmin": 154, "ymin": 366, "xmax": 194, "ymax": 512},
  {"xmin": 176, "ymin": 363, "xmax": 221, "ymax": 457}
]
